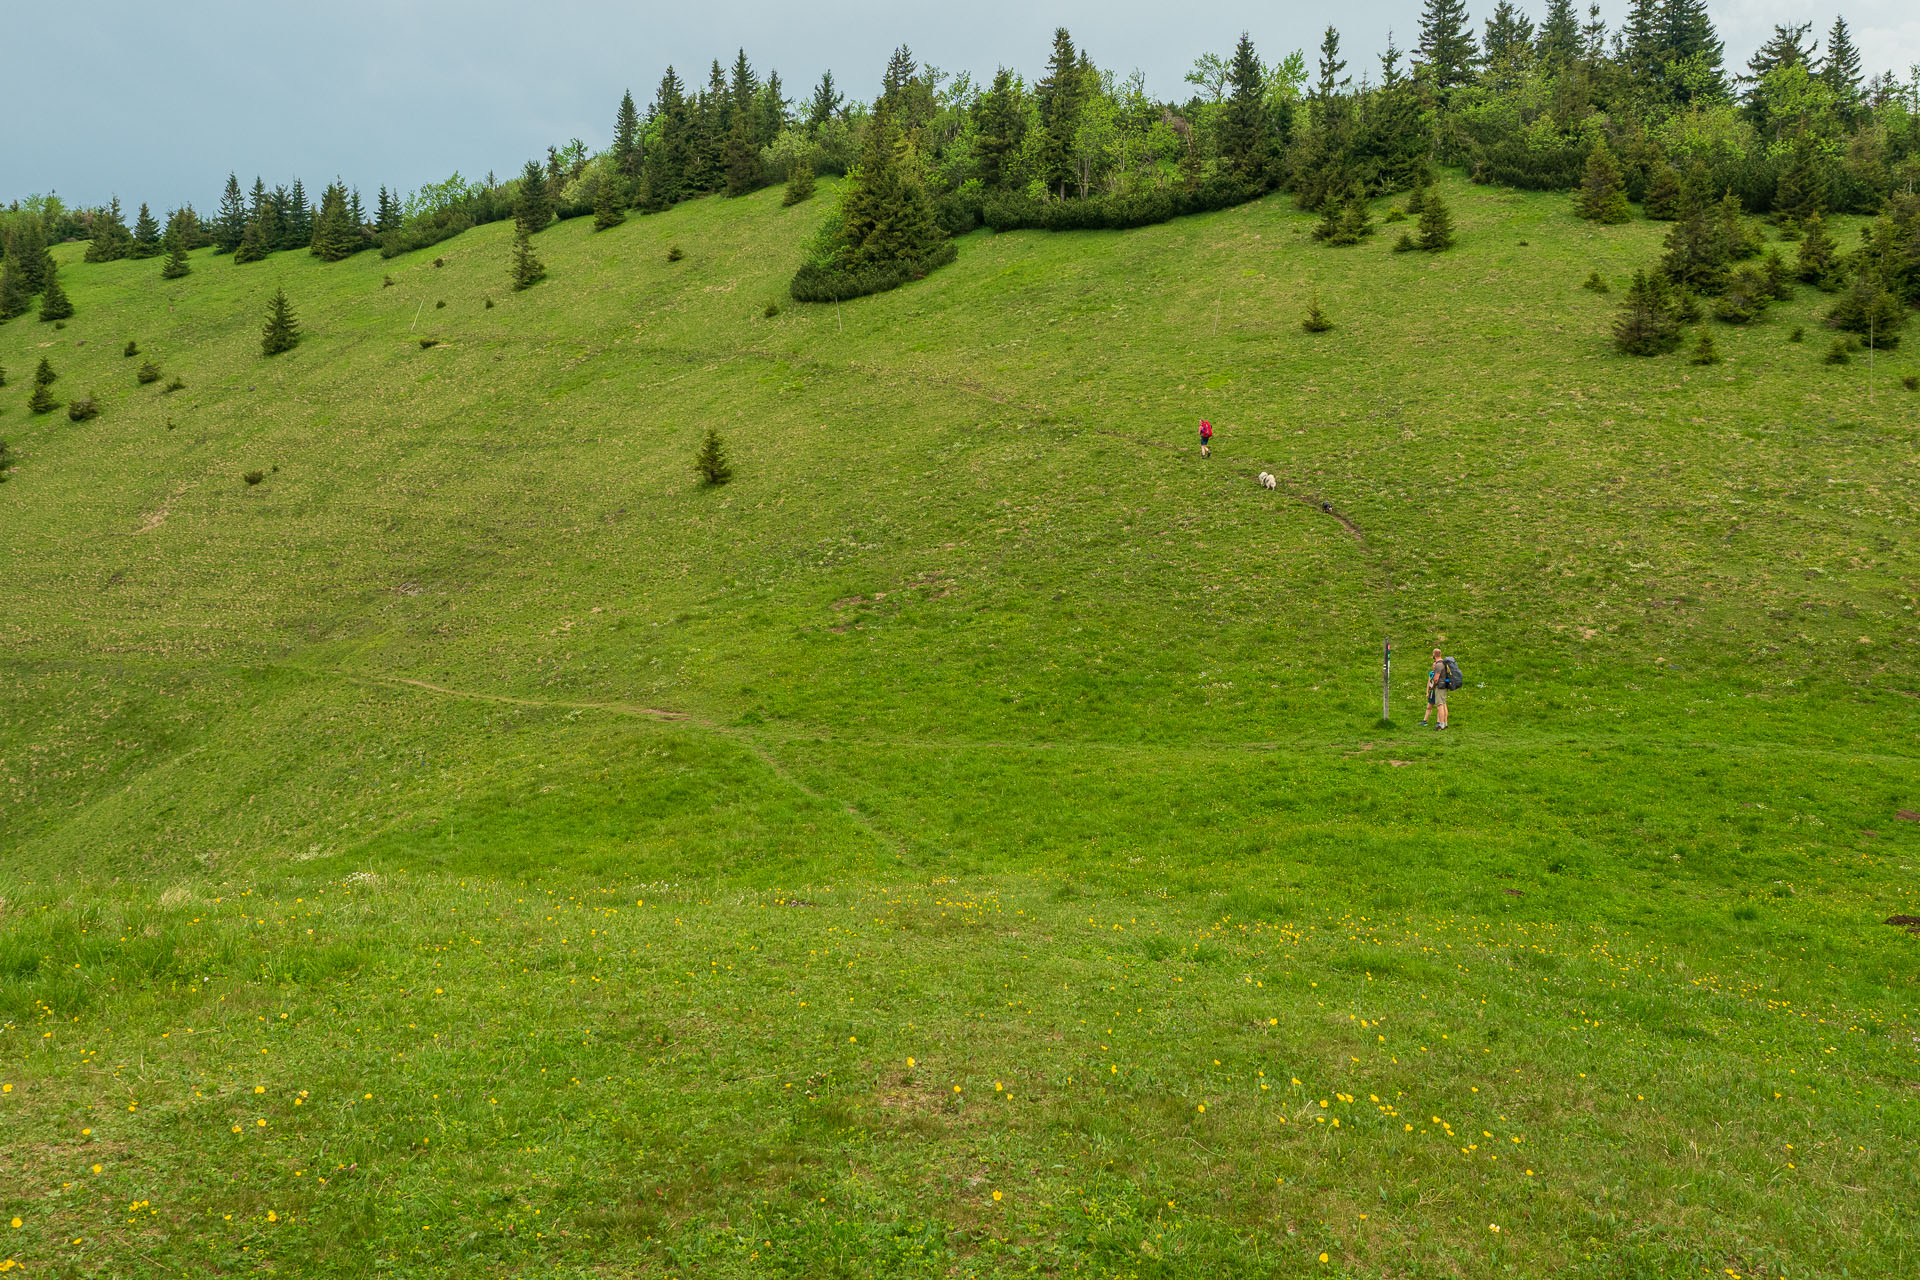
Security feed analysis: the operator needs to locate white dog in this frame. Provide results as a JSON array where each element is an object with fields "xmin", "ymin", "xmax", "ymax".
[{"xmin": 1257, "ymin": 472, "xmax": 1277, "ymax": 490}]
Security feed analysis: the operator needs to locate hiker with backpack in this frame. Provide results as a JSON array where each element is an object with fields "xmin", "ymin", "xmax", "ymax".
[
  {"xmin": 1423, "ymin": 648, "xmax": 1461, "ymax": 730},
  {"xmin": 1198, "ymin": 419, "xmax": 1213, "ymax": 458}
]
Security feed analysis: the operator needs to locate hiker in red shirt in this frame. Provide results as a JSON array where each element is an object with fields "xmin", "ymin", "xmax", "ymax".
[{"xmin": 1199, "ymin": 419, "xmax": 1213, "ymax": 458}]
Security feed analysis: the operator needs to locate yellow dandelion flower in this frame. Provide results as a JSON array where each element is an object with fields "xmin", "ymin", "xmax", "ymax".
[
  {"xmin": 257, "ymin": 1119, "xmax": 267, "ymax": 1127},
  {"xmin": 906, "ymin": 1057, "xmax": 915, "ymax": 1068},
  {"xmin": 8, "ymin": 1219, "xmax": 19, "ymax": 1229},
  {"xmin": 254, "ymin": 1086, "xmax": 265, "ymax": 1094},
  {"xmin": 91, "ymin": 1165, "xmax": 102, "ymax": 1175},
  {"xmin": 1197, "ymin": 1103, "xmax": 1205, "ymax": 1112},
  {"xmin": 267, "ymin": 1211, "xmax": 278, "ymax": 1223},
  {"xmin": 1319, "ymin": 1253, "xmax": 1329, "ymax": 1264},
  {"xmin": 991, "ymin": 1191, "xmax": 1002, "ymax": 1202}
]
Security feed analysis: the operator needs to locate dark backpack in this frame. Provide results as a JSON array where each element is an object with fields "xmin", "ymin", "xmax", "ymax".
[{"xmin": 1440, "ymin": 657, "xmax": 1463, "ymax": 690}]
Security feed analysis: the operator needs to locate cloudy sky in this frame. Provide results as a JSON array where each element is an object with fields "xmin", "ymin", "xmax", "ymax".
[{"xmin": 8, "ymin": 1, "xmax": 1918, "ymax": 214}]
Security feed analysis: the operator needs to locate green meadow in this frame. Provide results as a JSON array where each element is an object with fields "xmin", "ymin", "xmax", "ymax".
[{"xmin": 0, "ymin": 177, "xmax": 1916, "ymax": 1277}]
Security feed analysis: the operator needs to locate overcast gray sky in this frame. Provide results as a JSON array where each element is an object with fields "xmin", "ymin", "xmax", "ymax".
[{"xmin": 8, "ymin": 2, "xmax": 1917, "ymax": 214}]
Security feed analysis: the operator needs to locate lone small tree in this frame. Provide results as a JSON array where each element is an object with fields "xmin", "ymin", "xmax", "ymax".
[
  {"xmin": 510, "ymin": 225, "xmax": 546, "ymax": 290},
  {"xmin": 28, "ymin": 379, "xmax": 58, "ymax": 415},
  {"xmin": 1574, "ymin": 143, "xmax": 1631, "ymax": 224},
  {"xmin": 1302, "ymin": 296, "xmax": 1333, "ymax": 332},
  {"xmin": 783, "ymin": 152, "xmax": 816, "ymax": 206},
  {"xmin": 1415, "ymin": 189, "xmax": 1455, "ymax": 250},
  {"xmin": 693, "ymin": 427, "xmax": 733, "ymax": 486},
  {"xmin": 260, "ymin": 287, "xmax": 300, "ymax": 356},
  {"xmin": 1689, "ymin": 328, "xmax": 1721, "ymax": 365},
  {"xmin": 34, "ymin": 357, "xmax": 56, "ymax": 388},
  {"xmin": 37, "ymin": 267, "xmax": 74, "ymax": 321}
]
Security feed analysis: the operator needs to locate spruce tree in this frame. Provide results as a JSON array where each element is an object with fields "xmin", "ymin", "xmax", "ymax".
[
  {"xmin": 783, "ymin": 152, "xmax": 816, "ymax": 206},
  {"xmin": 216, "ymin": 174, "xmax": 246, "ymax": 252},
  {"xmin": 1575, "ymin": 143, "xmax": 1631, "ymax": 223},
  {"xmin": 1216, "ymin": 32, "xmax": 1273, "ymax": 192},
  {"xmin": 1036, "ymin": 27, "xmax": 1086, "ymax": 198},
  {"xmin": 234, "ymin": 218, "xmax": 268, "ymax": 264},
  {"xmin": 260, "ymin": 287, "xmax": 300, "ymax": 356},
  {"xmin": 1827, "ymin": 273, "xmax": 1905, "ymax": 347},
  {"xmin": 1302, "ymin": 296, "xmax": 1334, "ymax": 332},
  {"xmin": 724, "ymin": 110, "xmax": 761, "ymax": 196},
  {"xmin": 1820, "ymin": 16, "xmax": 1863, "ymax": 117},
  {"xmin": 37, "ymin": 266, "xmax": 74, "ymax": 321},
  {"xmin": 11, "ymin": 216, "xmax": 52, "ymax": 295},
  {"xmin": 130, "ymin": 203, "xmax": 162, "ymax": 258},
  {"xmin": 516, "ymin": 160, "xmax": 552, "ymax": 234},
  {"xmin": 640, "ymin": 67, "xmax": 692, "ymax": 210},
  {"xmin": 0, "ymin": 251, "xmax": 30, "ymax": 321},
  {"xmin": 1536, "ymin": 0, "xmax": 1583, "ymax": 67},
  {"xmin": 1659, "ymin": 0, "xmax": 1726, "ymax": 103},
  {"xmin": 1416, "ymin": 188, "xmax": 1455, "ymax": 250},
  {"xmin": 611, "ymin": 89, "xmax": 643, "ymax": 186},
  {"xmin": 510, "ymin": 225, "xmax": 546, "ymax": 290},
  {"xmin": 1416, "ymin": 0, "xmax": 1479, "ymax": 95},
  {"xmin": 1643, "ymin": 163, "xmax": 1683, "ymax": 220},
  {"xmin": 806, "ymin": 71, "xmax": 844, "ymax": 133},
  {"xmin": 29, "ymin": 361, "xmax": 58, "ymax": 413},
  {"xmin": 592, "ymin": 173, "xmax": 626, "ymax": 230},
  {"xmin": 0, "ymin": 437, "xmax": 11, "ymax": 482},
  {"xmin": 1613, "ymin": 270, "xmax": 1682, "ymax": 355},
  {"xmin": 286, "ymin": 179, "xmax": 313, "ymax": 247},
  {"xmin": 159, "ymin": 226, "xmax": 192, "ymax": 279},
  {"xmin": 693, "ymin": 427, "xmax": 733, "ymax": 486},
  {"xmin": 1795, "ymin": 214, "xmax": 1840, "ymax": 287},
  {"xmin": 84, "ymin": 197, "xmax": 132, "ymax": 262},
  {"xmin": 973, "ymin": 69, "xmax": 1026, "ymax": 191},
  {"xmin": 1689, "ymin": 328, "xmax": 1721, "ymax": 364},
  {"xmin": 830, "ymin": 106, "xmax": 945, "ymax": 269},
  {"xmin": 34, "ymin": 357, "xmax": 56, "ymax": 388},
  {"xmin": 309, "ymin": 183, "xmax": 359, "ymax": 261}
]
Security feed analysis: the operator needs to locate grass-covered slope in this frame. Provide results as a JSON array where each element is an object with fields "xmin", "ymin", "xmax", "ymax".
[{"xmin": 0, "ymin": 178, "xmax": 1916, "ymax": 1278}]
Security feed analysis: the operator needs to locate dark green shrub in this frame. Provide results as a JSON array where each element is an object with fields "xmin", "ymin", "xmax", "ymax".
[
  {"xmin": 1824, "ymin": 338, "xmax": 1852, "ymax": 364},
  {"xmin": 1415, "ymin": 192, "xmax": 1455, "ymax": 251},
  {"xmin": 789, "ymin": 242, "xmax": 957, "ymax": 304},
  {"xmin": 1689, "ymin": 330, "xmax": 1721, "ymax": 365},
  {"xmin": 0, "ymin": 438, "xmax": 11, "ymax": 482},
  {"xmin": 1826, "ymin": 274, "xmax": 1905, "ymax": 347},
  {"xmin": 28, "ymin": 382, "xmax": 57, "ymax": 415},
  {"xmin": 1789, "ymin": 327, "xmax": 1804, "ymax": 342},
  {"xmin": 243, "ymin": 470, "xmax": 265, "ymax": 485},
  {"xmin": 693, "ymin": 427, "xmax": 732, "ymax": 486},
  {"xmin": 378, "ymin": 211, "xmax": 474, "ymax": 259},
  {"xmin": 1903, "ymin": 375, "xmax": 1919, "ymax": 390},
  {"xmin": 1384, "ymin": 207, "xmax": 1408, "ymax": 223},
  {"xmin": 1393, "ymin": 231, "xmax": 1417, "ymax": 253},
  {"xmin": 433, "ymin": 257, "xmax": 445, "ymax": 268},
  {"xmin": 484, "ymin": 298, "xmax": 494, "ymax": 309},
  {"xmin": 383, "ymin": 275, "xmax": 395, "ymax": 288},
  {"xmin": 38, "ymin": 271, "xmax": 73, "ymax": 322},
  {"xmin": 667, "ymin": 245, "xmax": 685, "ymax": 262},
  {"xmin": 763, "ymin": 299, "xmax": 780, "ymax": 318},
  {"xmin": 1582, "ymin": 271, "xmax": 1609, "ymax": 293},
  {"xmin": 123, "ymin": 340, "xmax": 138, "ymax": 357},
  {"xmin": 434, "ymin": 299, "xmax": 445, "ymax": 309},
  {"xmin": 67, "ymin": 396, "xmax": 100, "ymax": 422},
  {"xmin": 419, "ymin": 337, "xmax": 439, "ymax": 349},
  {"xmin": 34, "ymin": 357, "xmax": 56, "ymax": 388},
  {"xmin": 164, "ymin": 377, "xmax": 185, "ymax": 393},
  {"xmin": 137, "ymin": 360, "xmax": 162, "ymax": 385}
]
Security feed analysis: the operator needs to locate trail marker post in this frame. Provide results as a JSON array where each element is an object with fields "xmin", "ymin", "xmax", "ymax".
[{"xmin": 1382, "ymin": 637, "xmax": 1392, "ymax": 723}]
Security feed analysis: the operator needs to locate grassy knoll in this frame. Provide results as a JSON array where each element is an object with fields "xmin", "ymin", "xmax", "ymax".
[{"xmin": 0, "ymin": 176, "xmax": 1916, "ymax": 1278}]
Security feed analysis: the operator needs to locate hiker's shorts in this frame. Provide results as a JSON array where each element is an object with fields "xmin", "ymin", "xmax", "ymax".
[{"xmin": 1430, "ymin": 687, "xmax": 1447, "ymax": 707}]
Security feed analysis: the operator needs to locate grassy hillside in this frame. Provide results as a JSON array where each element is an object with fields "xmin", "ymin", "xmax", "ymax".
[{"xmin": 0, "ymin": 177, "xmax": 1916, "ymax": 1278}]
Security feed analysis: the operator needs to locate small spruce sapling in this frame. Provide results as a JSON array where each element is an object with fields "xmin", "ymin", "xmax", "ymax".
[
  {"xmin": 28, "ymin": 381, "xmax": 59, "ymax": 415},
  {"xmin": 1902, "ymin": 374, "xmax": 1919, "ymax": 391},
  {"xmin": 510, "ymin": 226, "xmax": 546, "ymax": 290},
  {"xmin": 1575, "ymin": 143, "xmax": 1631, "ymax": 224},
  {"xmin": 0, "ymin": 438, "xmax": 11, "ymax": 482},
  {"xmin": 67, "ymin": 396, "xmax": 100, "ymax": 422},
  {"xmin": 260, "ymin": 287, "xmax": 300, "ymax": 356},
  {"xmin": 1583, "ymin": 271, "xmax": 1609, "ymax": 292},
  {"xmin": 1393, "ymin": 231, "xmax": 1417, "ymax": 253},
  {"xmin": 1789, "ymin": 326, "xmax": 1804, "ymax": 343},
  {"xmin": 1823, "ymin": 337, "xmax": 1852, "ymax": 364},
  {"xmin": 137, "ymin": 360, "xmax": 162, "ymax": 385},
  {"xmin": 34, "ymin": 357, "xmax": 56, "ymax": 388},
  {"xmin": 123, "ymin": 340, "xmax": 138, "ymax": 357},
  {"xmin": 1415, "ymin": 190, "xmax": 1455, "ymax": 250},
  {"xmin": 1689, "ymin": 330, "xmax": 1721, "ymax": 365},
  {"xmin": 160, "ymin": 231, "xmax": 192, "ymax": 279},
  {"xmin": 1302, "ymin": 297, "xmax": 1333, "ymax": 333},
  {"xmin": 694, "ymin": 427, "xmax": 733, "ymax": 486},
  {"xmin": 667, "ymin": 245, "xmax": 685, "ymax": 262}
]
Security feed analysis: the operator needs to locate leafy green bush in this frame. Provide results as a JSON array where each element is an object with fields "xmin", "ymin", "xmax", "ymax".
[
  {"xmin": 67, "ymin": 396, "xmax": 100, "ymax": 422},
  {"xmin": 137, "ymin": 360, "xmax": 162, "ymax": 385},
  {"xmin": 790, "ymin": 242, "xmax": 957, "ymax": 304}
]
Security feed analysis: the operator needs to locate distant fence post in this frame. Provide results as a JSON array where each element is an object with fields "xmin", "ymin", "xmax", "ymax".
[{"xmin": 1382, "ymin": 637, "xmax": 1392, "ymax": 722}]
